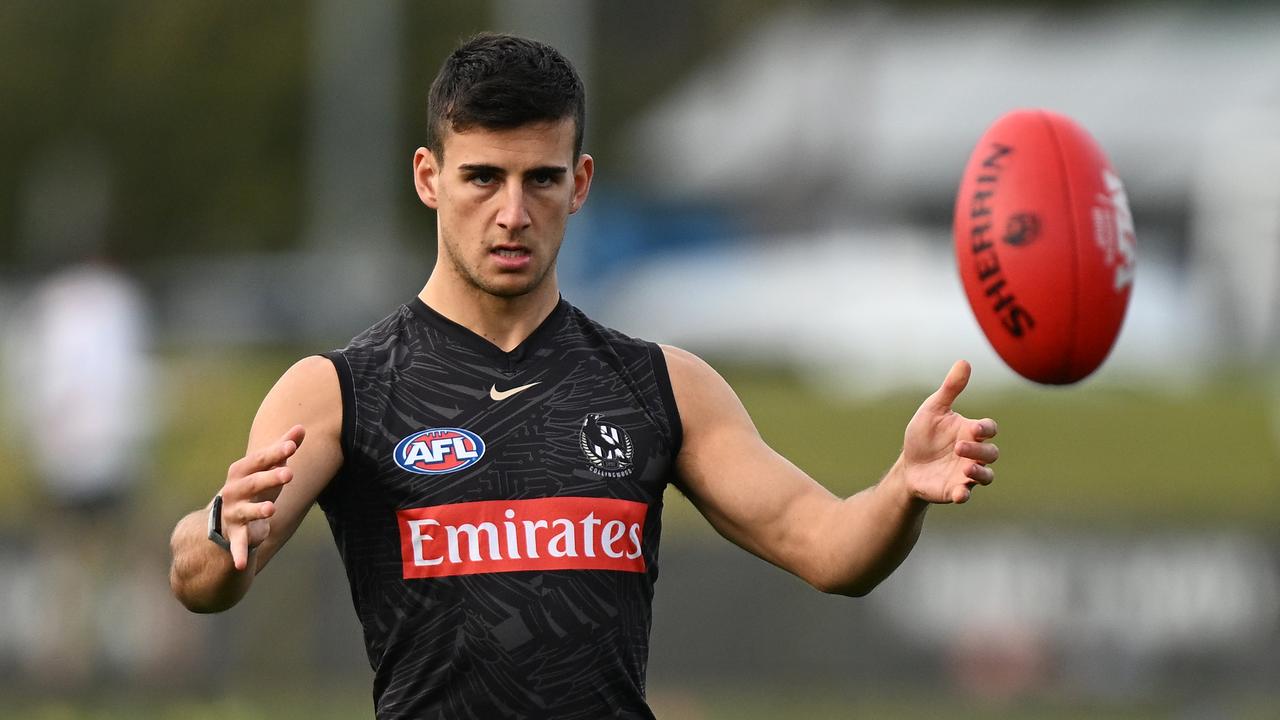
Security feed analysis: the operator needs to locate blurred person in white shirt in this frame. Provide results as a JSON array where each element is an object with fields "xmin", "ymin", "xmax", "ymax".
[
  {"xmin": 5, "ymin": 263, "xmax": 152, "ymax": 511},
  {"xmin": 1, "ymin": 140, "xmax": 157, "ymax": 687}
]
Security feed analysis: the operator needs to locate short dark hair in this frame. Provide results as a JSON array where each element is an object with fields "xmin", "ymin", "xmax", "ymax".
[{"xmin": 425, "ymin": 33, "xmax": 586, "ymax": 161}]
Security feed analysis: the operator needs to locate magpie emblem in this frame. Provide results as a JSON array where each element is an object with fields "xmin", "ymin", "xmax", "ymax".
[{"xmin": 579, "ymin": 413, "xmax": 635, "ymax": 478}]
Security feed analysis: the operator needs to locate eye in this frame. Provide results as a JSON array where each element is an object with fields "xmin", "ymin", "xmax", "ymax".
[
  {"xmin": 529, "ymin": 170, "xmax": 557, "ymax": 187},
  {"xmin": 468, "ymin": 172, "xmax": 496, "ymax": 187}
]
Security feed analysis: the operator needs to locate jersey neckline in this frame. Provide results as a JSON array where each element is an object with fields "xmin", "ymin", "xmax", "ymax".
[{"xmin": 407, "ymin": 296, "xmax": 570, "ymax": 371}]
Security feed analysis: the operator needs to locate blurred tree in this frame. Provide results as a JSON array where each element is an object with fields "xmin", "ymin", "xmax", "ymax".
[
  {"xmin": 3, "ymin": 0, "xmax": 1111, "ymax": 268},
  {"xmin": 0, "ymin": 1, "xmax": 310, "ymax": 265}
]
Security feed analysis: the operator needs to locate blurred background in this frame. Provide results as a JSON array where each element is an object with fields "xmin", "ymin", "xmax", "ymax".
[{"xmin": 1, "ymin": 1, "xmax": 1277, "ymax": 718}]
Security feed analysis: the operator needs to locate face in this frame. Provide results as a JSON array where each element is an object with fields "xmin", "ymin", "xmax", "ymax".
[{"xmin": 414, "ymin": 118, "xmax": 593, "ymax": 300}]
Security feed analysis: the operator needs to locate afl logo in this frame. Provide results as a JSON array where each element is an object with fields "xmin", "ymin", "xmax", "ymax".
[
  {"xmin": 579, "ymin": 413, "xmax": 634, "ymax": 479},
  {"xmin": 394, "ymin": 428, "xmax": 485, "ymax": 475}
]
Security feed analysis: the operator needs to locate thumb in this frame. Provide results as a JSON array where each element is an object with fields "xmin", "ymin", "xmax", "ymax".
[{"xmin": 926, "ymin": 360, "xmax": 971, "ymax": 412}]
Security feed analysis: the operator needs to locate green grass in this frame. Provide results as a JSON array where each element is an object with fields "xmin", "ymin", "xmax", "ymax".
[
  {"xmin": 7, "ymin": 686, "xmax": 1277, "ymax": 720},
  {"xmin": 1, "ymin": 692, "xmax": 372, "ymax": 720},
  {"xmin": 659, "ymin": 362, "xmax": 1279, "ymax": 532},
  {"xmin": 2, "ymin": 350, "xmax": 1273, "ymax": 533}
]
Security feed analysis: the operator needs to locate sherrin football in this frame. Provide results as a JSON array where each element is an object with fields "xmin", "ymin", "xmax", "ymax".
[{"xmin": 953, "ymin": 109, "xmax": 1137, "ymax": 385}]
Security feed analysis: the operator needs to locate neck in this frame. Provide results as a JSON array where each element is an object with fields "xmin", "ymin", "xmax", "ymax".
[{"xmin": 418, "ymin": 272, "xmax": 560, "ymax": 353}]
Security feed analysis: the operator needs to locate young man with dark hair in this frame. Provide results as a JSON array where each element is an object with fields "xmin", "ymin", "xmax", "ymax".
[{"xmin": 169, "ymin": 32, "xmax": 999, "ymax": 719}]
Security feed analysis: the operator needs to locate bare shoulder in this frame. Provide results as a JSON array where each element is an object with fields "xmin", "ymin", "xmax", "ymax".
[
  {"xmin": 272, "ymin": 355, "xmax": 340, "ymax": 397},
  {"xmin": 277, "ymin": 354, "xmax": 340, "ymax": 391},
  {"xmin": 658, "ymin": 344, "xmax": 755, "ymax": 440},
  {"xmin": 659, "ymin": 344, "xmax": 727, "ymax": 394}
]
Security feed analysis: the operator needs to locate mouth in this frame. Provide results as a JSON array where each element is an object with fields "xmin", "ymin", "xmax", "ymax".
[
  {"xmin": 489, "ymin": 243, "xmax": 533, "ymax": 269},
  {"xmin": 492, "ymin": 246, "xmax": 530, "ymax": 258}
]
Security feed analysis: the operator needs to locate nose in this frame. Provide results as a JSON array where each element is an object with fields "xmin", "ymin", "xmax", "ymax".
[{"xmin": 496, "ymin": 183, "xmax": 532, "ymax": 232}]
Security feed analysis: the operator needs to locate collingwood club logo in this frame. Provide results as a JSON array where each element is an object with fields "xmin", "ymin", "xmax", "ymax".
[{"xmin": 579, "ymin": 413, "xmax": 634, "ymax": 478}]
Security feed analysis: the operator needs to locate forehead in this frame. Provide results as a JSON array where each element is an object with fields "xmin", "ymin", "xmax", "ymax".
[{"xmin": 439, "ymin": 118, "xmax": 576, "ymax": 168}]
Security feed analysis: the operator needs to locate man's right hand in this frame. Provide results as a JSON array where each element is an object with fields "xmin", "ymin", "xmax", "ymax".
[
  {"xmin": 219, "ymin": 425, "xmax": 305, "ymax": 571},
  {"xmin": 171, "ymin": 356, "xmax": 341, "ymax": 613}
]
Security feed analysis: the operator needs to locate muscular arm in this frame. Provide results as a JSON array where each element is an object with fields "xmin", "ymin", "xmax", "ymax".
[
  {"xmin": 169, "ymin": 355, "xmax": 344, "ymax": 613},
  {"xmin": 665, "ymin": 346, "xmax": 998, "ymax": 597}
]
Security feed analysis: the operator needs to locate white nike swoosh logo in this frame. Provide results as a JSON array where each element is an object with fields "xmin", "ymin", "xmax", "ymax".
[{"xmin": 490, "ymin": 381, "xmax": 541, "ymax": 401}]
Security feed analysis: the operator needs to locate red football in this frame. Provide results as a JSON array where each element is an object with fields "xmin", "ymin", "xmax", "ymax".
[{"xmin": 953, "ymin": 109, "xmax": 1137, "ymax": 385}]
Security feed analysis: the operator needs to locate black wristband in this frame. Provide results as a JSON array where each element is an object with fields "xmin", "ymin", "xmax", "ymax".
[{"xmin": 207, "ymin": 494, "xmax": 232, "ymax": 552}]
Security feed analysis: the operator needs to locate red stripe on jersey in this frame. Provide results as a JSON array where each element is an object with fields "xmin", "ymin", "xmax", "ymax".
[{"xmin": 397, "ymin": 497, "xmax": 647, "ymax": 579}]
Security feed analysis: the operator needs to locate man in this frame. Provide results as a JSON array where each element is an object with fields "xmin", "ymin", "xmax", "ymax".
[{"xmin": 169, "ymin": 33, "xmax": 998, "ymax": 719}]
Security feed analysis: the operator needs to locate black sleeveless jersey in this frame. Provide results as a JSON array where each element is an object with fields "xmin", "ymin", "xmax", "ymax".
[{"xmin": 318, "ymin": 297, "xmax": 682, "ymax": 719}]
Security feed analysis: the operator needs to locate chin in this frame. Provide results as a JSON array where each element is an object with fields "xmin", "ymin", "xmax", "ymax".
[{"xmin": 477, "ymin": 275, "xmax": 544, "ymax": 299}]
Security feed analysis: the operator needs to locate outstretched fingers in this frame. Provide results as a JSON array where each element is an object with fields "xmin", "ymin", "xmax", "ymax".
[
  {"xmin": 949, "ymin": 464, "xmax": 993, "ymax": 504},
  {"xmin": 229, "ymin": 440, "xmax": 296, "ymax": 479},
  {"xmin": 955, "ymin": 439, "xmax": 999, "ymax": 466},
  {"xmin": 231, "ymin": 527, "xmax": 251, "ymax": 571},
  {"xmin": 228, "ymin": 426, "xmax": 306, "ymax": 478},
  {"xmin": 965, "ymin": 463, "xmax": 995, "ymax": 485},
  {"xmin": 956, "ymin": 419, "xmax": 998, "ymax": 491},
  {"xmin": 229, "ymin": 498, "xmax": 277, "ymax": 525},
  {"xmin": 228, "ymin": 499, "xmax": 276, "ymax": 571},
  {"xmin": 972, "ymin": 418, "xmax": 998, "ymax": 441},
  {"xmin": 242, "ymin": 466, "xmax": 293, "ymax": 498},
  {"xmin": 282, "ymin": 424, "xmax": 306, "ymax": 446},
  {"xmin": 222, "ymin": 425, "xmax": 305, "ymax": 571}
]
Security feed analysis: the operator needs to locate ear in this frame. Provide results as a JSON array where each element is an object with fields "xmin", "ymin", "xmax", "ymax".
[
  {"xmin": 569, "ymin": 153, "xmax": 594, "ymax": 215},
  {"xmin": 413, "ymin": 147, "xmax": 440, "ymax": 209}
]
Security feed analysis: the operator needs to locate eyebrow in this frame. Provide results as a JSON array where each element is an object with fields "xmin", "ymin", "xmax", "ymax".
[{"xmin": 457, "ymin": 163, "xmax": 569, "ymax": 178}]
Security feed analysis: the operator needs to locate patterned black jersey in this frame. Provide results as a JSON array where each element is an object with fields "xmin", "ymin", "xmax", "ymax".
[{"xmin": 318, "ymin": 297, "xmax": 682, "ymax": 719}]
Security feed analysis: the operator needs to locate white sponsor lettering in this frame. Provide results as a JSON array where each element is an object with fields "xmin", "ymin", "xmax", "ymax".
[
  {"xmin": 446, "ymin": 522, "xmax": 502, "ymax": 563},
  {"xmin": 408, "ymin": 510, "xmax": 643, "ymax": 568},
  {"xmin": 626, "ymin": 524, "xmax": 643, "ymax": 560},
  {"xmin": 397, "ymin": 498, "xmax": 648, "ymax": 578},
  {"xmin": 407, "ymin": 519, "xmax": 444, "ymax": 566},
  {"xmin": 581, "ymin": 513, "xmax": 600, "ymax": 558},
  {"xmin": 522, "ymin": 519, "xmax": 549, "ymax": 559},
  {"xmin": 602, "ymin": 520, "xmax": 626, "ymax": 558},
  {"xmin": 548, "ymin": 519, "xmax": 576, "ymax": 558}
]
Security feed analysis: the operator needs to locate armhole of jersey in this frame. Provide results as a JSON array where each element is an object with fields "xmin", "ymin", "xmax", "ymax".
[
  {"xmin": 319, "ymin": 350, "xmax": 356, "ymax": 463},
  {"xmin": 648, "ymin": 343, "xmax": 684, "ymax": 457}
]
